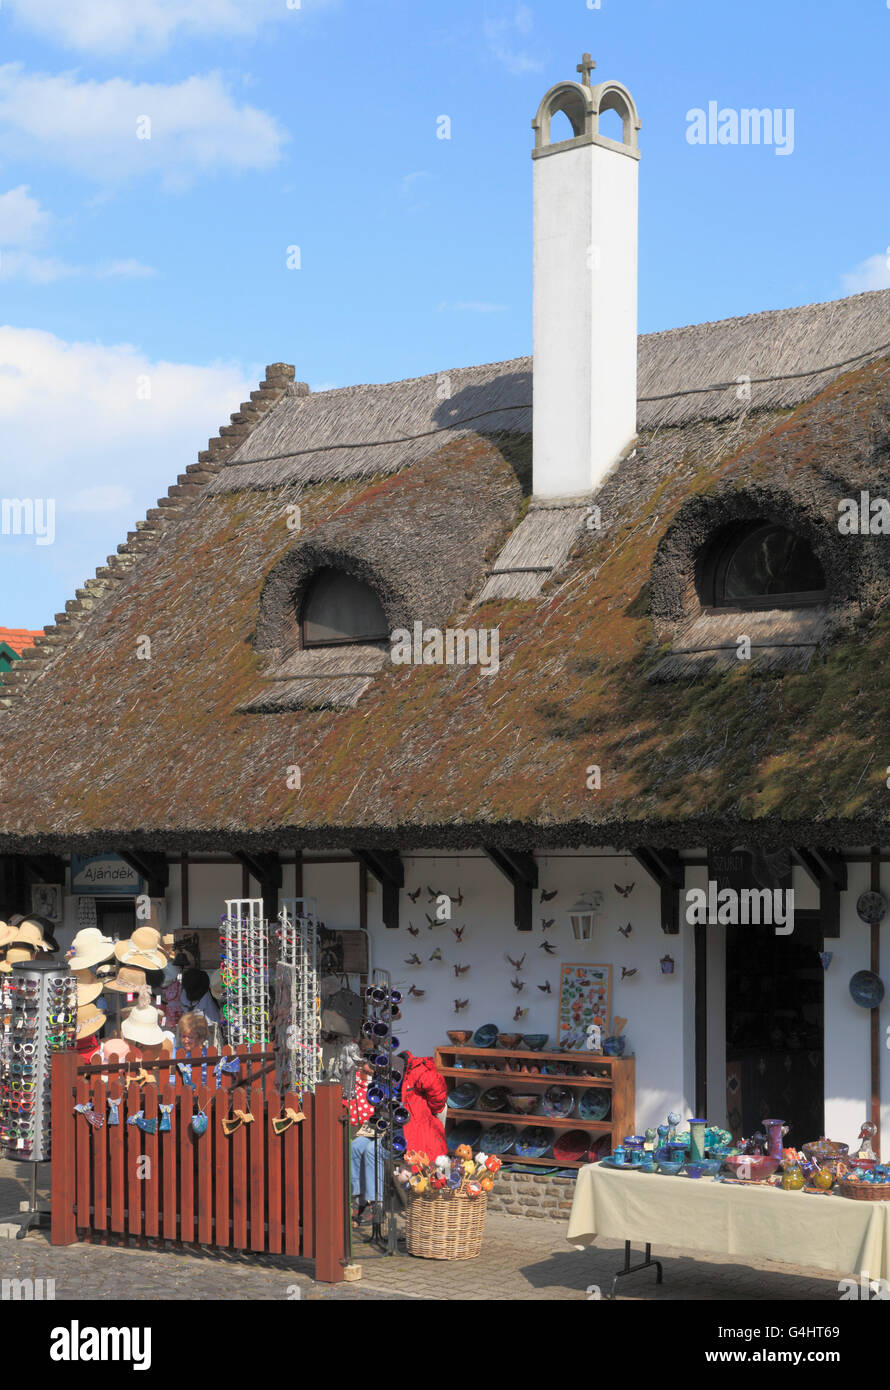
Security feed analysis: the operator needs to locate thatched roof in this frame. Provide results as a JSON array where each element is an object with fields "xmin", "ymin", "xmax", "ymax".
[{"xmin": 2, "ymin": 289, "xmax": 890, "ymax": 851}]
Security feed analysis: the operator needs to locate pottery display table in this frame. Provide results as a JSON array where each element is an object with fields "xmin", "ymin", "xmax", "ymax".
[{"xmin": 568, "ymin": 1163, "xmax": 890, "ymax": 1297}]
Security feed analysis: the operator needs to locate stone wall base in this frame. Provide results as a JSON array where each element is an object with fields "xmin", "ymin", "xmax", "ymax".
[{"xmin": 486, "ymin": 1169, "xmax": 576, "ymax": 1219}]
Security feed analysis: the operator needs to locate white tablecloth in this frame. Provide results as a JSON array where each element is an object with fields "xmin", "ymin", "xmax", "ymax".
[{"xmin": 568, "ymin": 1163, "xmax": 890, "ymax": 1281}]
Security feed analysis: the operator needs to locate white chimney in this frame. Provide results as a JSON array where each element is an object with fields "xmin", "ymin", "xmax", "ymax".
[{"xmin": 531, "ymin": 59, "xmax": 641, "ymax": 499}]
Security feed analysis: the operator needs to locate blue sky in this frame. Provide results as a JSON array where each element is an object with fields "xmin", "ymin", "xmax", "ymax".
[{"xmin": 1, "ymin": 0, "xmax": 889, "ymax": 627}]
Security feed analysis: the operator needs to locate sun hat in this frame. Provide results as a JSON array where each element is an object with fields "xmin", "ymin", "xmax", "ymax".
[
  {"xmin": 0, "ymin": 921, "xmax": 16, "ymax": 947},
  {"xmin": 76, "ymin": 1001, "xmax": 106, "ymax": 1040},
  {"xmin": 0, "ymin": 943, "xmax": 36, "ymax": 972},
  {"xmin": 68, "ymin": 928, "xmax": 116, "ymax": 971},
  {"xmin": 113, "ymin": 926, "xmax": 169, "ymax": 972},
  {"xmin": 15, "ymin": 921, "xmax": 54, "ymax": 954},
  {"xmin": 121, "ymin": 999, "xmax": 164, "ymax": 1047},
  {"xmin": 72, "ymin": 968, "xmax": 104, "ymax": 1006},
  {"xmin": 104, "ymin": 964, "xmax": 148, "ymax": 995}
]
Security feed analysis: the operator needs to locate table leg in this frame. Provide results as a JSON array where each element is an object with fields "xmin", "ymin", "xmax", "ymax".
[{"xmin": 610, "ymin": 1240, "xmax": 664, "ymax": 1299}]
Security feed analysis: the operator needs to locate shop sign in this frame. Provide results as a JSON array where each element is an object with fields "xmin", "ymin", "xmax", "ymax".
[
  {"xmin": 708, "ymin": 847, "xmax": 791, "ymax": 893},
  {"xmin": 70, "ymin": 853, "xmax": 143, "ymax": 897}
]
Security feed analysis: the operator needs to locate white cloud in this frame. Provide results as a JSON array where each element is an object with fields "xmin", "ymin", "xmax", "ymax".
[
  {"xmin": 841, "ymin": 252, "xmax": 890, "ymax": 295},
  {"xmin": 0, "ymin": 65, "xmax": 288, "ymax": 188},
  {"xmin": 0, "ymin": 185, "xmax": 52, "ymax": 246},
  {"xmin": 4, "ymin": 0, "xmax": 335, "ymax": 57},
  {"xmin": 0, "ymin": 250, "xmax": 157, "ymax": 283},
  {"xmin": 483, "ymin": 2, "xmax": 543, "ymax": 76}
]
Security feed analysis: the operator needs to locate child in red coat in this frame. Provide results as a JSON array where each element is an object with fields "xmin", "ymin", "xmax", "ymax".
[{"xmin": 400, "ymin": 1053, "xmax": 448, "ymax": 1160}]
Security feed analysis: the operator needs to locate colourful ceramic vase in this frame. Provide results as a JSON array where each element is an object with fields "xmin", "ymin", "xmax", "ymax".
[
  {"xmin": 687, "ymin": 1118, "xmax": 707, "ymax": 1163},
  {"xmin": 763, "ymin": 1118, "xmax": 787, "ymax": 1161},
  {"xmin": 781, "ymin": 1162, "xmax": 805, "ymax": 1191}
]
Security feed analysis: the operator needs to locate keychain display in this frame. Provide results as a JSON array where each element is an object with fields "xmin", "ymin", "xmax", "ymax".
[
  {"xmin": 274, "ymin": 899, "xmax": 321, "ymax": 1098},
  {"xmin": 219, "ymin": 899, "xmax": 271, "ymax": 1046},
  {"xmin": 363, "ymin": 968, "xmax": 405, "ymax": 1254},
  {"xmin": 0, "ymin": 960, "xmax": 77, "ymax": 1163}
]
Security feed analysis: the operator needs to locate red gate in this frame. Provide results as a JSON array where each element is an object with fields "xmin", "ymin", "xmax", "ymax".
[{"xmin": 50, "ymin": 1045, "xmax": 348, "ymax": 1283}]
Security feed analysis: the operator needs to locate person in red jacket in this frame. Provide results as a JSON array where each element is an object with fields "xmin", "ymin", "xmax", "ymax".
[{"xmin": 398, "ymin": 1052, "xmax": 448, "ymax": 1160}]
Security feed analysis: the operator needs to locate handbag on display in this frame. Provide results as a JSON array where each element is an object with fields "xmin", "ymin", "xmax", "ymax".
[{"xmin": 321, "ymin": 975, "xmax": 363, "ymax": 1038}]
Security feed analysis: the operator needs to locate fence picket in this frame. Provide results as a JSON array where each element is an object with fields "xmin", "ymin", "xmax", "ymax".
[
  {"xmin": 125, "ymin": 1079, "xmax": 143, "ymax": 1237},
  {"xmin": 162, "ymin": 1081, "xmax": 178, "ymax": 1242},
  {"xmin": 92, "ymin": 1077, "xmax": 107, "ymax": 1233},
  {"xmin": 197, "ymin": 1084, "xmax": 214, "ymax": 1246},
  {"xmin": 109, "ymin": 1081, "xmax": 125, "ymax": 1233}
]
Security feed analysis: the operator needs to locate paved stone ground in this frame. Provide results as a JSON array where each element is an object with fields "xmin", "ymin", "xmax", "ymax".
[{"xmin": 0, "ymin": 1159, "xmax": 842, "ymax": 1302}]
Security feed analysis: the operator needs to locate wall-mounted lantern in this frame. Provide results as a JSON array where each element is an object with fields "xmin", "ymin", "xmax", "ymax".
[{"xmin": 568, "ymin": 890, "xmax": 603, "ymax": 941}]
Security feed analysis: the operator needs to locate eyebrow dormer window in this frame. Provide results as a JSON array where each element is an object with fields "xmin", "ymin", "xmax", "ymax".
[
  {"xmin": 300, "ymin": 568, "xmax": 389, "ymax": 647},
  {"xmin": 701, "ymin": 522, "xmax": 827, "ymax": 610}
]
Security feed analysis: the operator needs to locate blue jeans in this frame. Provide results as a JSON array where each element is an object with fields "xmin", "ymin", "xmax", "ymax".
[{"xmin": 351, "ymin": 1134, "xmax": 387, "ymax": 1203}]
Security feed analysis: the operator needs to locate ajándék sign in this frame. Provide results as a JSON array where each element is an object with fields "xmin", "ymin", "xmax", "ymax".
[{"xmin": 70, "ymin": 854, "xmax": 143, "ymax": 897}]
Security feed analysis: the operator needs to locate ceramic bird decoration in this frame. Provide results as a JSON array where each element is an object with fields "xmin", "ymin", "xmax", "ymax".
[
  {"xmin": 407, "ymin": 887, "xmax": 422, "ymax": 902},
  {"xmin": 510, "ymin": 977, "xmax": 525, "ymax": 992},
  {"xmin": 540, "ymin": 941, "xmax": 556, "ymax": 955},
  {"xmin": 513, "ymin": 1006, "xmax": 528, "ymax": 1022},
  {"xmin": 618, "ymin": 923, "xmax": 632, "ymax": 938},
  {"xmin": 621, "ymin": 967, "xmax": 637, "ymax": 980},
  {"xmin": 429, "ymin": 947, "xmax": 443, "ymax": 962},
  {"xmin": 506, "ymin": 953, "xmax": 526, "ymax": 970},
  {"xmin": 425, "ymin": 913, "xmax": 436, "ymax": 928},
  {"xmin": 537, "ymin": 981, "xmax": 552, "ymax": 993},
  {"xmin": 453, "ymin": 962, "xmax": 470, "ymax": 976},
  {"xmin": 408, "ymin": 984, "xmax": 425, "ymax": 998},
  {"xmin": 540, "ymin": 888, "xmax": 558, "ymax": 903},
  {"xmin": 454, "ymin": 998, "xmax": 469, "ymax": 1013},
  {"xmin": 407, "ymin": 923, "xmax": 419, "ymax": 937},
  {"xmin": 541, "ymin": 918, "xmax": 555, "ymax": 931},
  {"xmin": 452, "ymin": 925, "xmax": 465, "ymax": 941},
  {"xmin": 405, "ymin": 953, "xmax": 422, "ymax": 966},
  {"xmin": 615, "ymin": 883, "xmax": 635, "ymax": 897}
]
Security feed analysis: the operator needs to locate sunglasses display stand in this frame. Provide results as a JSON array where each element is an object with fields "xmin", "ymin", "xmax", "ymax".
[
  {"xmin": 0, "ymin": 960, "xmax": 77, "ymax": 1237},
  {"xmin": 275, "ymin": 899, "xmax": 321, "ymax": 1096},
  {"xmin": 221, "ymin": 898, "xmax": 271, "ymax": 1046},
  {"xmin": 363, "ymin": 969, "xmax": 404, "ymax": 1256}
]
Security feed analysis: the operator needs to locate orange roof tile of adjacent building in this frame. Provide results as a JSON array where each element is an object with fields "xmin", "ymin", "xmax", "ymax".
[{"xmin": 0, "ymin": 629, "xmax": 43, "ymax": 655}]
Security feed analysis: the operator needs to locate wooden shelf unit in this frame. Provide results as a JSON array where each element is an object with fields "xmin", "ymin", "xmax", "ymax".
[{"xmin": 436, "ymin": 1045, "xmax": 635, "ymax": 1171}]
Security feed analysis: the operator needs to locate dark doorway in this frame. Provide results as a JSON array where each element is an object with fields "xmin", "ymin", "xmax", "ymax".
[
  {"xmin": 95, "ymin": 900, "xmax": 136, "ymax": 941},
  {"xmin": 725, "ymin": 912, "xmax": 824, "ymax": 1148}
]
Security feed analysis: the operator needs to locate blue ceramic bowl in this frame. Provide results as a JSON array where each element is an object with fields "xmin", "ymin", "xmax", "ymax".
[
  {"xmin": 541, "ymin": 1085, "xmax": 574, "ymax": 1119},
  {"xmin": 849, "ymin": 970, "xmax": 886, "ymax": 1009},
  {"xmin": 693, "ymin": 1158, "xmax": 723, "ymax": 1176},
  {"xmin": 446, "ymin": 1082, "xmax": 479, "ymax": 1110},
  {"xmin": 482, "ymin": 1123, "xmax": 516, "ymax": 1155},
  {"xmin": 522, "ymin": 1034, "xmax": 548, "ymax": 1051},
  {"xmin": 478, "ymin": 1086, "xmax": 510, "ymax": 1113},
  {"xmin": 578, "ymin": 1089, "xmax": 611, "ymax": 1122},
  {"xmin": 472, "ymin": 1023, "xmax": 499, "ymax": 1048},
  {"xmin": 514, "ymin": 1126, "xmax": 552, "ymax": 1159},
  {"xmin": 446, "ymin": 1120, "xmax": 482, "ymax": 1153},
  {"xmin": 656, "ymin": 1159, "xmax": 683, "ymax": 1175},
  {"xmin": 684, "ymin": 1163, "xmax": 705, "ymax": 1179}
]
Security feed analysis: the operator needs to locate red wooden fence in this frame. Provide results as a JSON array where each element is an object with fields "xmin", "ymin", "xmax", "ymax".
[{"xmin": 50, "ymin": 1044, "xmax": 348, "ymax": 1283}]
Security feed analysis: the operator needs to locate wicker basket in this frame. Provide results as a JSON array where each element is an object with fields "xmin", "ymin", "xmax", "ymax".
[
  {"xmin": 836, "ymin": 1180, "xmax": 890, "ymax": 1202},
  {"xmin": 405, "ymin": 1189, "xmax": 488, "ymax": 1259}
]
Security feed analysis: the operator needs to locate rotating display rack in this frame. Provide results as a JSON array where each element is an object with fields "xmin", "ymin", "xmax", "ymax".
[
  {"xmin": 220, "ymin": 898, "xmax": 271, "ymax": 1046},
  {"xmin": 274, "ymin": 899, "xmax": 321, "ymax": 1097},
  {"xmin": 362, "ymin": 969, "xmax": 406, "ymax": 1255}
]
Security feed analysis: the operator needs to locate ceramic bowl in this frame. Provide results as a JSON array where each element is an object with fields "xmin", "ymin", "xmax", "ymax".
[
  {"xmin": 478, "ymin": 1086, "xmax": 510, "ymax": 1113},
  {"xmin": 801, "ymin": 1138, "xmax": 849, "ymax": 1179},
  {"xmin": 577, "ymin": 1089, "xmax": 611, "ymax": 1122},
  {"xmin": 541, "ymin": 1085, "xmax": 575, "ymax": 1119},
  {"xmin": 507, "ymin": 1093, "xmax": 540, "ymax": 1116},
  {"xmin": 656, "ymin": 1159, "xmax": 684, "ymax": 1176},
  {"xmin": 446, "ymin": 1120, "xmax": 482, "ymax": 1153},
  {"xmin": 514, "ymin": 1126, "xmax": 552, "ymax": 1159},
  {"xmin": 472, "ymin": 1023, "xmax": 499, "ymax": 1048},
  {"xmin": 722, "ymin": 1154, "xmax": 779, "ymax": 1181},
  {"xmin": 497, "ymin": 1033, "xmax": 523, "ymax": 1049},
  {"xmin": 446, "ymin": 1030, "xmax": 472, "ymax": 1045},
  {"xmin": 692, "ymin": 1158, "xmax": 723, "ymax": 1176},
  {"xmin": 849, "ymin": 970, "xmax": 885, "ymax": 1009},
  {"xmin": 553, "ymin": 1129, "xmax": 591, "ymax": 1163},
  {"xmin": 684, "ymin": 1163, "xmax": 705, "ymax": 1179},
  {"xmin": 446, "ymin": 1083, "xmax": 479, "ymax": 1111},
  {"xmin": 603, "ymin": 1035, "xmax": 626, "ymax": 1056},
  {"xmin": 483, "ymin": 1123, "xmax": 516, "ymax": 1155},
  {"xmin": 522, "ymin": 1034, "xmax": 548, "ymax": 1051}
]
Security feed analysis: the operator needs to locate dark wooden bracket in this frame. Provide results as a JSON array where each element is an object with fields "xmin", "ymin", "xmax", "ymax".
[
  {"xmin": 21, "ymin": 854, "xmax": 67, "ymax": 885},
  {"xmin": 792, "ymin": 847, "xmax": 847, "ymax": 939},
  {"xmin": 116, "ymin": 849, "xmax": 170, "ymax": 899},
  {"xmin": 235, "ymin": 851, "xmax": 282, "ymax": 923},
  {"xmin": 632, "ymin": 847, "xmax": 685, "ymax": 935},
  {"xmin": 483, "ymin": 848, "xmax": 538, "ymax": 932},
  {"xmin": 351, "ymin": 850, "xmax": 403, "ymax": 930}
]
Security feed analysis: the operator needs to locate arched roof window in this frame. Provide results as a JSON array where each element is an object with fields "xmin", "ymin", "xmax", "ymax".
[
  {"xmin": 300, "ymin": 568, "xmax": 389, "ymax": 647},
  {"xmin": 700, "ymin": 522, "xmax": 827, "ymax": 610}
]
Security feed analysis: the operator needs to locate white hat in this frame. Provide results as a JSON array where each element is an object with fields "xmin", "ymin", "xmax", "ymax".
[
  {"xmin": 121, "ymin": 1000, "xmax": 164, "ymax": 1046},
  {"xmin": 69, "ymin": 928, "xmax": 116, "ymax": 971}
]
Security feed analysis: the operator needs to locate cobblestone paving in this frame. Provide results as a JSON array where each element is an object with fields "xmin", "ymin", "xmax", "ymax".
[{"xmin": 0, "ymin": 1159, "xmax": 842, "ymax": 1302}]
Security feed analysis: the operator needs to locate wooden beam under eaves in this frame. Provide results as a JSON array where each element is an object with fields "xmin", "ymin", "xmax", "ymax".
[
  {"xmin": 792, "ymin": 847, "xmax": 847, "ymax": 939},
  {"xmin": 116, "ymin": 849, "xmax": 170, "ymax": 899},
  {"xmin": 234, "ymin": 851, "xmax": 282, "ymax": 923},
  {"xmin": 483, "ymin": 847, "xmax": 538, "ymax": 932},
  {"xmin": 631, "ymin": 847, "xmax": 684, "ymax": 935},
  {"xmin": 351, "ymin": 849, "xmax": 403, "ymax": 930}
]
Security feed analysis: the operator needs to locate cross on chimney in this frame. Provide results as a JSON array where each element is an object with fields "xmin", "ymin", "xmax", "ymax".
[{"xmin": 576, "ymin": 53, "xmax": 596, "ymax": 87}]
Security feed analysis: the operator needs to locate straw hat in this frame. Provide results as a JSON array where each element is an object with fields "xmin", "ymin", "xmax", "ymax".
[
  {"xmin": 0, "ymin": 921, "xmax": 16, "ymax": 947},
  {"xmin": 104, "ymin": 964, "xmax": 148, "ymax": 995},
  {"xmin": 76, "ymin": 1001, "xmax": 106, "ymax": 1040},
  {"xmin": 209, "ymin": 968, "xmax": 223, "ymax": 999},
  {"xmin": 113, "ymin": 926, "xmax": 169, "ymax": 972},
  {"xmin": 68, "ymin": 928, "xmax": 116, "ymax": 971},
  {"xmin": 15, "ymin": 921, "xmax": 54, "ymax": 954},
  {"xmin": 0, "ymin": 943, "xmax": 36, "ymax": 973},
  {"xmin": 72, "ymin": 968, "xmax": 104, "ymax": 1006},
  {"xmin": 121, "ymin": 999, "xmax": 164, "ymax": 1047}
]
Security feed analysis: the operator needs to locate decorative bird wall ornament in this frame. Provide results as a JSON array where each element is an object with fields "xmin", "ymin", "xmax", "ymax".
[
  {"xmin": 540, "ymin": 941, "xmax": 556, "ymax": 955},
  {"xmin": 425, "ymin": 913, "xmax": 436, "ymax": 928},
  {"xmin": 450, "ymin": 887, "xmax": 464, "ymax": 906},
  {"xmin": 454, "ymin": 998, "xmax": 469, "ymax": 1013},
  {"xmin": 506, "ymin": 953, "xmax": 526, "ymax": 971},
  {"xmin": 426, "ymin": 886, "xmax": 442, "ymax": 901},
  {"xmin": 537, "ymin": 981, "xmax": 552, "ymax": 993},
  {"xmin": 451, "ymin": 924, "xmax": 465, "ymax": 941},
  {"xmin": 429, "ymin": 947, "xmax": 443, "ymax": 962},
  {"xmin": 618, "ymin": 923, "xmax": 632, "ymax": 939},
  {"xmin": 541, "ymin": 918, "xmax": 555, "ymax": 931},
  {"xmin": 453, "ymin": 962, "xmax": 470, "ymax": 977},
  {"xmin": 615, "ymin": 883, "xmax": 635, "ymax": 897},
  {"xmin": 408, "ymin": 984, "xmax": 425, "ymax": 998},
  {"xmin": 405, "ymin": 954, "xmax": 422, "ymax": 966},
  {"xmin": 620, "ymin": 966, "xmax": 637, "ymax": 980},
  {"xmin": 513, "ymin": 1006, "xmax": 528, "ymax": 1022},
  {"xmin": 510, "ymin": 977, "xmax": 525, "ymax": 993},
  {"xmin": 540, "ymin": 887, "xmax": 558, "ymax": 903},
  {"xmin": 407, "ymin": 887, "xmax": 422, "ymax": 903},
  {"xmin": 407, "ymin": 923, "xmax": 419, "ymax": 937}
]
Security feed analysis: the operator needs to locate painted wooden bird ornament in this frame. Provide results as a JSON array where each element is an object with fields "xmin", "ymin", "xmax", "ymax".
[
  {"xmin": 454, "ymin": 998, "xmax": 469, "ymax": 1013},
  {"xmin": 408, "ymin": 984, "xmax": 426, "ymax": 998},
  {"xmin": 540, "ymin": 941, "xmax": 556, "ymax": 955},
  {"xmin": 453, "ymin": 962, "xmax": 470, "ymax": 976},
  {"xmin": 513, "ymin": 1006, "xmax": 528, "ymax": 1022},
  {"xmin": 541, "ymin": 918, "xmax": 555, "ymax": 931},
  {"xmin": 407, "ymin": 923, "xmax": 419, "ymax": 937},
  {"xmin": 407, "ymin": 887, "xmax": 422, "ymax": 903},
  {"xmin": 618, "ymin": 923, "xmax": 632, "ymax": 938},
  {"xmin": 615, "ymin": 883, "xmax": 635, "ymax": 897},
  {"xmin": 540, "ymin": 888, "xmax": 558, "ymax": 902},
  {"xmin": 405, "ymin": 953, "xmax": 422, "ymax": 966},
  {"xmin": 452, "ymin": 924, "xmax": 465, "ymax": 941},
  {"xmin": 506, "ymin": 952, "xmax": 526, "ymax": 970}
]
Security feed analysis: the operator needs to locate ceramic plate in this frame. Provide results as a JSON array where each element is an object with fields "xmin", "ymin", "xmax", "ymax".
[
  {"xmin": 577, "ymin": 1088, "xmax": 611, "ymax": 1122},
  {"xmin": 482, "ymin": 1123, "xmax": 516, "ymax": 1155},
  {"xmin": 446, "ymin": 1121, "xmax": 482, "ymax": 1152},
  {"xmin": 514, "ymin": 1126, "xmax": 552, "ymax": 1159}
]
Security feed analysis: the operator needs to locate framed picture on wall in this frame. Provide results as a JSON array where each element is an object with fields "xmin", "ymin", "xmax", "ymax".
[
  {"xmin": 30, "ymin": 883, "xmax": 63, "ymax": 924},
  {"xmin": 557, "ymin": 963, "xmax": 612, "ymax": 1051}
]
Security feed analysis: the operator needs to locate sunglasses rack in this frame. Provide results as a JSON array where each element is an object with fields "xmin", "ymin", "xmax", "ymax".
[
  {"xmin": 0, "ymin": 961, "xmax": 77, "ymax": 1168},
  {"xmin": 274, "ymin": 899, "xmax": 321, "ymax": 1096},
  {"xmin": 220, "ymin": 899, "xmax": 271, "ymax": 1046},
  {"xmin": 362, "ymin": 969, "xmax": 405, "ymax": 1255}
]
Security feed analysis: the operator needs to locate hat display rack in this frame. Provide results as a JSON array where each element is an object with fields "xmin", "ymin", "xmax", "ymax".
[
  {"xmin": 275, "ymin": 899, "xmax": 321, "ymax": 1096},
  {"xmin": 363, "ymin": 968, "xmax": 406, "ymax": 1255},
  {"xmin": 220, "ymin": 898, "xmax": 272, "ymax": 1046},
  {"xmin": 0, "ymin": 960, "xmax": 77, "ymax": 1236}
]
